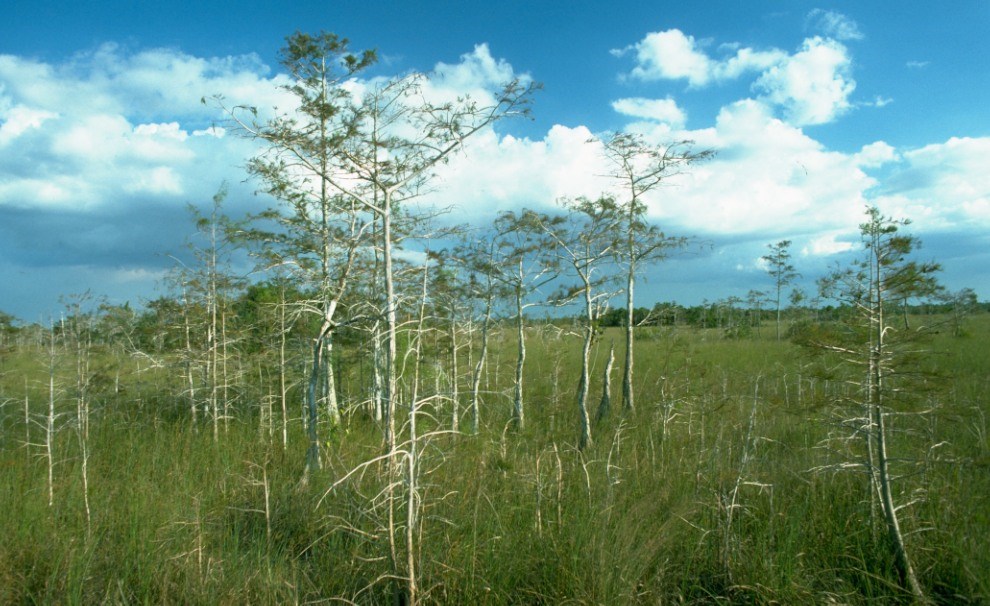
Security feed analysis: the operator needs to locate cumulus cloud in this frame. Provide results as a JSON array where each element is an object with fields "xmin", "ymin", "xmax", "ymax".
[
  {"xmin": 855, "ymin": 141, "xmax": 899, "ymax": 168},
  {"xmin": 432, "ymin": 124, "xmax": 605, "ymax": 219},
  {"xmin": 0, "ymin": 45, "xmax": 284, "ymax": 289},
  {"xmin": 0, "ymin": 103, "xmax": 59, "ymax": 146},
  {"xmin": 615, "ymin": 29, "xmax": 784, "ymax": 87},
  {"xmin": 753, "ymin": 37, "xmax": 855, "ymax": 125},
  {"xmin": 0, "ymin": 41, "xmax": 548, "ymax": 317},
  {"xmin": 1, "ymin": 33, "xmax": 987, "ymax": 317},
  {"xmin": 615, "ymin": 28, "xmax": 857, "ymax": 127},
  {"xmin": 431, "ymin": 43, "xmax": 521, "ymax": 95},
  {"xmin": 642, "ymin": 99, "xmax": 874, "ymax": 236},
  {"xmin": 877, "ymin": 137, "xmax": 990, "ymax": 228},
  {"xmin": 434, "ymin": 95, "xmax": 884, "ymax": 245}
]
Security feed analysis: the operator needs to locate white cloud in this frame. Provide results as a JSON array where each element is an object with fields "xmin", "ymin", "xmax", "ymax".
[
  {"xmin": 437, "ymin": 97, "xmax": 880, "ymax": 240},
  {"xmin": 617, "ymin": 29, "xmax": 784, "ymax": 87},
  {"xmin": 125, "ymin": 166, "xmax": 184, "ymax": 196},
  {"xmin": 806, "ymin": 9, "xmax": 864, "ymax": 41},
  {"xmin": 863, "ymin": 95, "xmax": 893, "ymax": 108},
  {"xmin": 623, "ymin": 30, "xmax": 713, "ymax": 86},
  {"xmin": 855, "ymin": 141, "xmax": 899, "ymax": 168},
  {"xmin": 611, "ymin": 97, "xmax": 686, "ymax": 127},
  {"xmin": 637, "ymin": 99, "xmax": 873, "ymax": 235},
  {"xmin": 426, "ymin": 43, "xmax": 529, "ymax": 106},
  {"xmin": 432, "ymin": 43, "xmax": 517, "ymax": 91},
  {"xmin": 616, "ymin": 30, "xmax": 856, "ymax": 126},
  {"xmin": 0, "ymin": 47, "xmax": 279, "ymax": 216},
  {"xmin": 1, "ymin": 37, "xmax": 986, "ymax": 317},
  {"xmin": 434, "ymin": 124, "xmax": 605, "ymax": 219},
  {"xmin": 134, "ymin": 122, "xmax": 188, "ymax": 140},
  {"xmin": 754, "ymin": 37, "xmax": 855, "ymax": 125},
  {"xmin": 876, "ymin": 137, "xmax": 990, "ymax": 229},
  {"xmin": 803, "ymin": 232, "xmax": 855, "ymax": 256},
  {"xmin": 0, "ymin": 103, "xmax": 59, "ymax": 146}
]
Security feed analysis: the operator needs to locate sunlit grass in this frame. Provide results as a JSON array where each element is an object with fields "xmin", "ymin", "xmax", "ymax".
[{"xmin": 0, "ymin": 314, "xmax": 986, "ymax": 603}]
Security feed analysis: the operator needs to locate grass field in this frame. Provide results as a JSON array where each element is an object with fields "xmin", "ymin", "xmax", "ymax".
[{"xmin": 0, "ymin": 314, "xmax": 987, "ymax": 604}]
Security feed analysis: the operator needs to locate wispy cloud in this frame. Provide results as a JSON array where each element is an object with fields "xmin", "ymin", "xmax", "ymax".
[
  {"xmin": 611, "ymin": 96, "xmax": 686, "ymax": 127},
  {"xmin": 806, "ymin": 9, "xmax": 865, "ymax": 41}
]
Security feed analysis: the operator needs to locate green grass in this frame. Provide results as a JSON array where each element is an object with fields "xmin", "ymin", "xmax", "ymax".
[{"xmin": 0, "ymin": 315, "xmax": 987, "ymax": 603}]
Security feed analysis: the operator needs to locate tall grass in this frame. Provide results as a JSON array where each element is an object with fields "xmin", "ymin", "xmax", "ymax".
[{"xmin": 0, "ymin": 316, "xmax": 986, "ymax": 603}]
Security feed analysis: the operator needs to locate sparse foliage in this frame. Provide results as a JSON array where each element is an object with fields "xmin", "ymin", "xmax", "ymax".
[
  {"xmin": 762, "ymin": 239, "xmax": 800, "ymax": 340},
  {"xmin": 599, "ymin": 132, "xmax": 713, "ymax": 411},
  {"xmin": 812, "ymin": 206, "xmax": 942, "ymax": 603}
]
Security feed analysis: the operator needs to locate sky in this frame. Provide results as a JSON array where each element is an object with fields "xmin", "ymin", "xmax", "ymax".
[{"xmin": 1, "ymin": 1, "xmax": 988, "ymax": 322}]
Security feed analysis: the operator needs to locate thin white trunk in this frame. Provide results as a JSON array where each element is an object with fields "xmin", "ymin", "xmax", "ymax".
[
  {"xmin": 279, "ymin": 300, "xmax": 288, "ymax": 450},
  {"xmin": 46, "ymin": 326, "xmax": 56, "ymax": 508},
  {"xmin": 449, "ymin": 302, "xmax": 459, "ymax": 432},
  {"xmin": 597, "ymin": 342, "xmax": 615, "ymax": 422},
  {"xmin": 470, "ymin": 290, "xmax": 492, "ymax": 435},
  {"xmin": 513, "ymin": 283, "xmax": 526, "ymax": 429},
  {"xmin": 577, "ymin": 280, "xmax": 593, "ymax": 450},
  {"xmin": 383, "ymin": 195, "xmax": 398, "ymax": 453},
  {"xmin": 870, "ymin": 249, "xmax": 926, "ymax": 603},
  {"xmin": 622, "ymin": 219, "xmax": 635, "ymax": 412},
  {"xmin": 183, "ymin": 289, "xmax": 197, "ymax": 425},
  {"xmin": 325, "ymin": 337, "xmax": 339, "ymax": 425}
]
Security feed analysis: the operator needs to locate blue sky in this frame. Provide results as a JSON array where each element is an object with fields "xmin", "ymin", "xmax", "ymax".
[{"xmin": 2, "ymin": 1, "xmax": 988, "ymax": 321}]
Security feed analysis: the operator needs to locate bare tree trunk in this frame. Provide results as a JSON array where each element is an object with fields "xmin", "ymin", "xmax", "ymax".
[
  {"xmin": 221, "ymin": 308, "xmax": 230, "ymax": 434},
  {"xmin": 578, "ymin": 286, "xmax": 594, "ymax": 450},
  {"xmin": 597, "ymin": 342, "xmax": 615, "ymax": 422},
  {"xmin": 449, "ymin": 301, "xmax": 459, "ymax": 432},
  {"xmin": 622, "ymin": 236, "xmax": 635, "ymax": 412},
  {"xmin": 183, "ymin": 289, "xmax": 197, "ymax": 425},
  {"xmin": 403, "ymin": 262, "xmax": 431, "ymax": 606},
  {"xmin": 24, "ymin": 387, "xmax": 30, "ymax": 460},
  {"xmin": 46, "ymin": 323, "xmax": 56, "ymax": 508},
  {"xmin": 513, "ymin": 283, "xmax": 526, "ymax": 429},
  {"xmin": 870, "ymin": 272, "xmax": 926, "ymax": 603},
  {"xmin": 470, "ymin": 291, "xmax": 492, "ymax": 435},
  {"xmin": 279, "ymin": 299, "xmax": 288, "ymax": 450},
  {"xmin": 75, "ymin": 324, "xmax": 92, "ymax": 533},
  {"xmin": 372, "ymin": 322, "xmax": 384, "ymax": 422},
  {"xmin": 325, "ymin": 337, "xmax": 340, "ymax": 425},
  {"xmin": 383, "ymin": 198, "xmax": 398, "ymax": 453},
  {"xmin": 210, "ymin": 299, "xmax": 219, "ymax": 443},
  {"xmin": 304, "ymin": 333, "xmax": 325, "ymax": 475}
]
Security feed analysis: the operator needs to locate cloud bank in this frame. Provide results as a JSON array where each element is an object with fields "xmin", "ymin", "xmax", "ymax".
[{"xmin": 1, "ymin": 15, "xmax": 988, "ymax": 318}]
